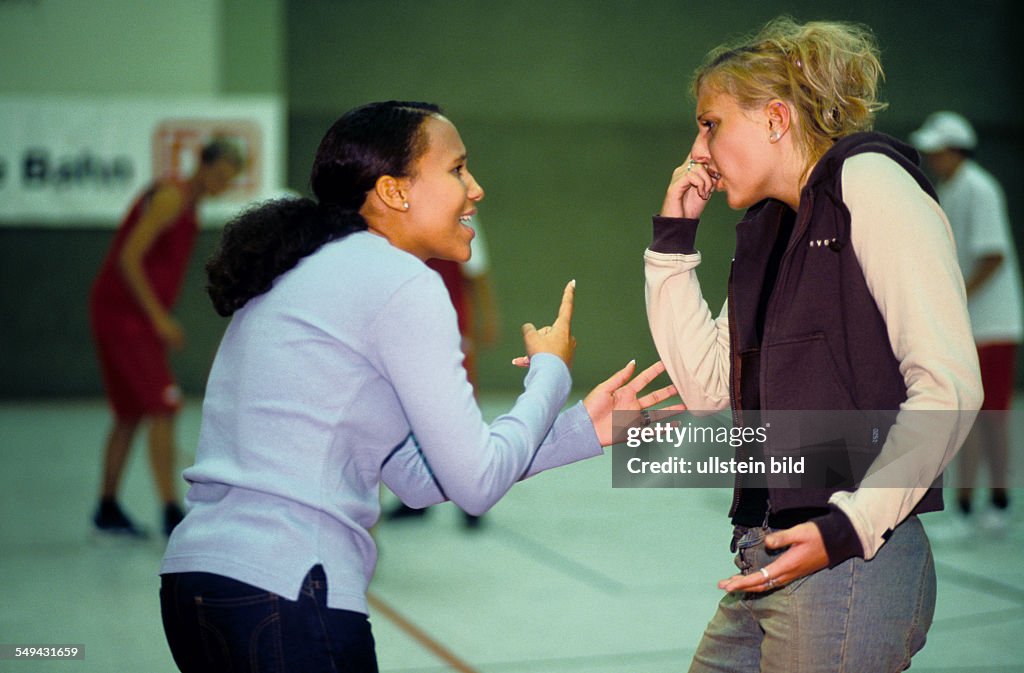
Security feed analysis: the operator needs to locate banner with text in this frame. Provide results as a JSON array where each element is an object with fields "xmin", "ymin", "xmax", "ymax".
[{"xmin": 0, "ymin": 96, "xmax": 286, "ymax": 227}]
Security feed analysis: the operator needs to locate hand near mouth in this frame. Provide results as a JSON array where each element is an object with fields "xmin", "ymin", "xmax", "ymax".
[{"xmin": 660, "ymin": 156, "xmax": 719, "ymax": 219}]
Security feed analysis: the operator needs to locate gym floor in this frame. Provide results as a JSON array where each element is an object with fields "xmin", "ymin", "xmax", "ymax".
[{"xmin": 1, "ymin": 396, "xmax": 1021, "ymax": 672}]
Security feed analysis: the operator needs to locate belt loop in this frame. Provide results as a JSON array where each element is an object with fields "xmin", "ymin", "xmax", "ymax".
[{"xmin": 730, "ymin": 525, "xmax": 745, "ymax": 553}]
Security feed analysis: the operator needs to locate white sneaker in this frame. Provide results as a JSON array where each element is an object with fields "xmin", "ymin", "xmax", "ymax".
[{"xmin": 978, "ymin": 508, "xmax": 1010, "ymax": 533}]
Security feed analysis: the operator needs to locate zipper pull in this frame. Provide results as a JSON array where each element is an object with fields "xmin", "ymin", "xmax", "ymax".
[{"xmin": 762, "ymin": 499, "xmax": 772, "ymax": 529}]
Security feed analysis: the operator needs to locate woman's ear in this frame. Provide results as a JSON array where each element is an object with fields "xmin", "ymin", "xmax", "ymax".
[
  {"xmin": 766, "ymin": 99, "xmax": 792, "ymax": 143},
  {"xmin": 373, "ymin": 175, "xmax": 410, "ymax": 212}
]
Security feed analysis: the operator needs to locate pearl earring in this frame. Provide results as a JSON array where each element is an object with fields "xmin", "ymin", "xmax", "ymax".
[
  {"xmin": 403, "ymin": 202, "xmax": 409, "ymax": 210},
  {"xmin": 770, "ymin": 131, "xmax": 780, "ymax": 143}
]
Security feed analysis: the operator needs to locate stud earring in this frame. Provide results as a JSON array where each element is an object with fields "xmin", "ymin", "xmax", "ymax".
[
  {"xmin": 403, "ymin": 202, "xmax": 409, "ymax": 210},
  {"xmin": 769, "ymin": 131, "xmax": 780, "ymax": 143}
]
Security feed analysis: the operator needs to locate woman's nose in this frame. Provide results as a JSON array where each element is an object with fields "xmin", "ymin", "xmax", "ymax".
[
  {"xmin": 690, "ymin": 133, "xmax": 710, "ymax": 163},
  {"xmin": 466, "ymin": 171, "xmax": 484, "ymax": 202}
]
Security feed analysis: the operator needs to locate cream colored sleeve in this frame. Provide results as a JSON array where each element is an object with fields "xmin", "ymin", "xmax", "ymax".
[
  {"xmin": 829, "ymin": 153, "xmax": 983, "ymax": 559},
  {"xmin": 644, "ymin": 244, "xmax": 732, "ymax": 415}
]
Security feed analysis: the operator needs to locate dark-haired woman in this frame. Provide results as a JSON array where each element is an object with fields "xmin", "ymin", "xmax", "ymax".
[{"xmin": 159, "ymin": 101, "xmax": 676, "ymax": 671}]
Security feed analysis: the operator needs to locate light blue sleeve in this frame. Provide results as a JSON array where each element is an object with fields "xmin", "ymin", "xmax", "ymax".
[
  {"xmin": 379, "ymin": 434, "xmax": 444, "ymax": 509},
  {"xmin": 520, "ymin": 401, "xmax": 601, "ymax": 478},
  {"xmin": 372, "ymin": 272, "xmax": 601, "ymax": 516},
  {"xmin": 380, "ymin": 393, "xmax": 603, "ymax": 509}
]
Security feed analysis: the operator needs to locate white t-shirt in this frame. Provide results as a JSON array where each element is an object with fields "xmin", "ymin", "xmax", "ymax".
[
  {"xmin": 938, "ymin": 160, "xmax": 1024, "ymax": 344},
  {"xmin": 463, "ymin": 214, "xmax": 490, "ymax": 278}
]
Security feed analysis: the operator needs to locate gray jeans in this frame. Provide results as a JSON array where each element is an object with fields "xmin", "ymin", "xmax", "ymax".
[{"xmin": 688, "ymin": 516, "xmax": 935, "ymax": 673}]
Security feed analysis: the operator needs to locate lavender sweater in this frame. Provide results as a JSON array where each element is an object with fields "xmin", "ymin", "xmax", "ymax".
[{"xmin": 161, "ymin": 231, "xmax": 601, "ymax": 613}]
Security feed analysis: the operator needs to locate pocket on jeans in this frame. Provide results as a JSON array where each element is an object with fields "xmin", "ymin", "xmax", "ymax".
[
  {"xmin": 733, "ymin": 527, "xmax": 766, "ymax": 573},
  {"xmin": 195, "ymin": 590, "xmax": 283, "ymax": 671}
]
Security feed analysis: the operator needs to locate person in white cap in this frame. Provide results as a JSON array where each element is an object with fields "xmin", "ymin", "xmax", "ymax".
[{"xmin": 911, "ymin": 111, "xmax": 1022, "ymax": 533}]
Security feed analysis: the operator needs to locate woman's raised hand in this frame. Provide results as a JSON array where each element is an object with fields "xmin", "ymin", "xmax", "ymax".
[
  {"xmin": 583, "ymin": 360, "xmax": 685, "ymax": 447},
  {"xmin": 519, "ymin": 280, "xmax": 577, "ymax": 367},
  {"xmin": 661, "ymin": 153, "xmax": 718, "ymax": 220}
]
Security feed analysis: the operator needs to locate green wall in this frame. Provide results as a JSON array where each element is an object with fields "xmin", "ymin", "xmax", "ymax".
[
  {"xmin": 285, "ymin": 0, "xmax": 1024, "ymax": 392},
  {"xmin": 0, "ymin": 0, "xmax": 222, "ymax": 95},
  {"xmin": 1, "ymin": 0, "xmax": 1021, "ymax": 397}
]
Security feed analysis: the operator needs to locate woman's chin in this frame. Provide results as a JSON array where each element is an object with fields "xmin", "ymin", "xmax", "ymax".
[
  {"xmin": 725, "ymin": 191, "xmax": 754, "ymax": 211},
  {"xmin": 445, "ymin": 246, "xmax": 472, "ymax": 264}
]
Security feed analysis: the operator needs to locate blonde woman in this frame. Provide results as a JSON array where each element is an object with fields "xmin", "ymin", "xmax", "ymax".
[{"xmin": 645, "ymin": 18, "xmax": 982, "ymax": 671}]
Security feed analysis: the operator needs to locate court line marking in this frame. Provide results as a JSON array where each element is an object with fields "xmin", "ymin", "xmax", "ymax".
[
  {"xmin": 367, "ymin": 590, "xmax": 481, "ymax": 673},
  {"xmin": 934, "ymin": 559, "xmax": 1024, "ymax": 604},
  {"xmin": 490, "ymin": 522, "xmax": 626, "ymax": 594}
]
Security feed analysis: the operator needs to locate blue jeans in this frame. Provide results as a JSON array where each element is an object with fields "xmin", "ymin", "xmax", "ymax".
[
  {"xmin": 688, "ymin": 516, "xmax": 935, "ymax": 673},
  {"xmin": 160, "ymin": 565, "xmax": 378, "ymax": 672}
]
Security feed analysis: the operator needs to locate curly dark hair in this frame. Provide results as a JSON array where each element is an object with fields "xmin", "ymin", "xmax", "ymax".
[{"xmin": 206, "ymin": 101, "xmax": 443, "ymax": 316}]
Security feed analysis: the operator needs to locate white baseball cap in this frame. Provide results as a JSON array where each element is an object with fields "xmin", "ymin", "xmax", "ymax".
[{"xmin": 910, "ymin": 111, "xmax": 977, "ymax": 153}]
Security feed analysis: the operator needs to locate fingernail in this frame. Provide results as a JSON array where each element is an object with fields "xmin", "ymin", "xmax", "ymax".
[
  {"xmin": 629, "ymin": 359, "xmax": 636, "ymax": 366},
  {"xmin": 570, "ymin": 279, "xmax": 576, "ymax": 288}
]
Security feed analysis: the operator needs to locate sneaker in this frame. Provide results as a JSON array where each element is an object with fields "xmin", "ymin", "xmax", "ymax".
[
  {"xmin": 92, "ymin": 499, "xmax": 148, "ymax": 539},
  {"xmin": 978, "ymin": 507, "xmax": 1010, "ymax": 533},
  {"xmin": 163, "ymin": 503, "xmax": 185, "ymax": 536},
  {"xmin": 924, "ymin": 513, "xmax": 972, "ymax": 542}
]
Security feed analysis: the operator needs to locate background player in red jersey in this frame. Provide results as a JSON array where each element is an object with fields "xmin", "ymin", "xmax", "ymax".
[{"xmin": 90, "ymin": 139, "xmax": 244, "ymax": 538}]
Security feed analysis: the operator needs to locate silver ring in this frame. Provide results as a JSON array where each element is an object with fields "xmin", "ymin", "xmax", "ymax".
[
  {"xmin": 640, "ymin": 409, "xmax": 653, "ymax": 426},
  {"xmin": 759, "ymin": 567, "xmax": 770, "ymax": 581},
  {"xmin": 766, "ymin": 578, "xmax": 776, "ymax": 589}
]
